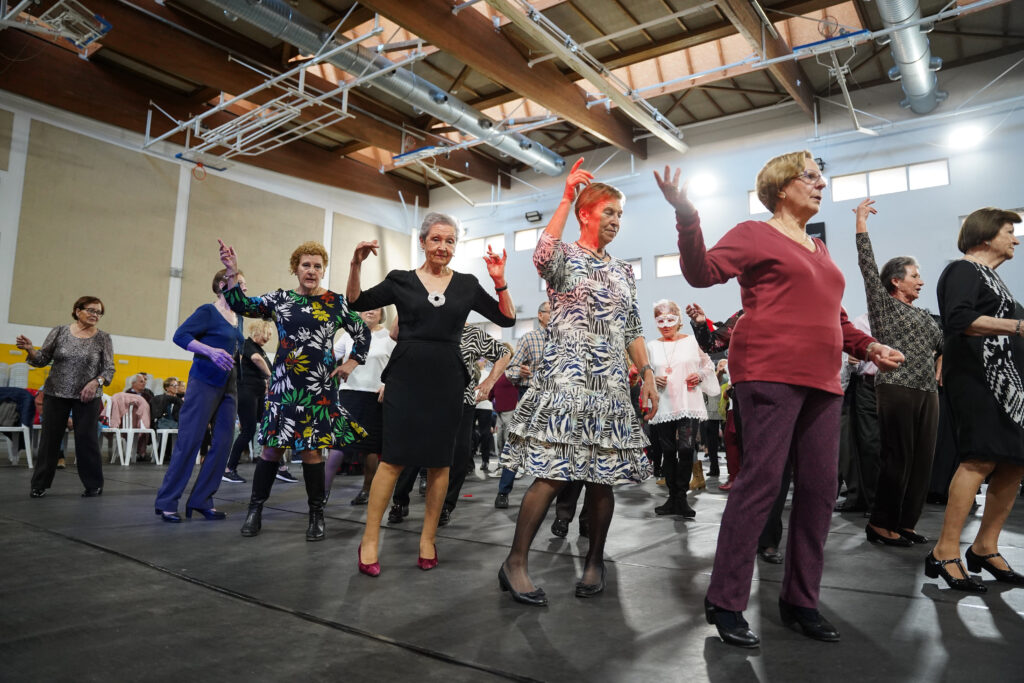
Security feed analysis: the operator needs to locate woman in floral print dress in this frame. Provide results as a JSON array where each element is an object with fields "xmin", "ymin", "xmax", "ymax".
[{"xmin": 219, "ymin": 239, "xmax": 370, "ymax": 541}]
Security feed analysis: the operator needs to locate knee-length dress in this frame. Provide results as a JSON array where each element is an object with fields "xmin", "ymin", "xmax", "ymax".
[
  {"xmin": 501, "ymin": 234, "xmax": 651, "ymax": 484},
  {"xmin": 937, "ymin": 259, "xmax": 1024, "ymax": 465},
  {"xmin": 350, "ymin": 270, "xmax": 515, "ymax": 467},
  {"xmin": 225, "ymin": 286, "xmax": 370, "ymax": 451}
]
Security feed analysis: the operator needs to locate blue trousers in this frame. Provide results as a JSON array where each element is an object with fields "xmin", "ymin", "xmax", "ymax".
[{"xmin": 155, "ymin": 375, "xmax": 236, "ymax": 512}]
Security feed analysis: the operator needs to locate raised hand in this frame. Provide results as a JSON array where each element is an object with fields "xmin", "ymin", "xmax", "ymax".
[
  {"xmin": 15, "ymin": 335, "xmax": 33, "ymax": 351},
  {"xmin": 854, "ymin": 198, "xmax": 877, "ymax": 233},
  {"xmin": 483, "ymin": 246, "xmax": 507, "ymax": 282},
  {"xmin": 685, "ymin": 303, "xmax": 706, "ymax": 324},
  {"xmin": 352, "ymin": 240, "xmax": 379, "ymax": 264},
  {"xmin": 217, "ymin": 238, "xmax": 237, "ymax": 272},
  {"xmin": 562, "ymin": 158, "xmax": 594, "ymax": 202},
  {"xmin": 653, "ymin": 166, "xmax": 696, "ymax": 216}
]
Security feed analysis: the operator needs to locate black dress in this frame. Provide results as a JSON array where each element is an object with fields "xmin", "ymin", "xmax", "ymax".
[
  {"xmin": 937, "ymin": 259, "xmax": 1024, "ymax": 464},
  {"xmin": 351, "ymin": 270, "xmax": 515, "ymax": 467}
]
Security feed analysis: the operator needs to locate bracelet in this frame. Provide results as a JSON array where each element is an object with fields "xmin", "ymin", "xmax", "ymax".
[
  {"xmin": 639, "ymin": 363, "xmax": 654, "ymax": 377},
  {"xmin": 495, "ymin": 285, "xmax": 508, "ymax": 292}
]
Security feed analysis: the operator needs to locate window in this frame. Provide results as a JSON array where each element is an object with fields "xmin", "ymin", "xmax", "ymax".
[
  {"xmin": 462, "ymin": 237, "xmax": 484, "ymax": 259},
  {"xmin": 626, "ymin": 258, "xmax": 642, "ymax": 280},
  {"xmin": 514, "ymin": 318, "xmax": 536, "ymax": 338},
  {"xmin": 515, "ymin": 228, "xmax": 539, "ymax": 251},
  {"xmin": 748, "ymin": 190, "xmax": 768, "ymax": 216},
  {"xmin": 908, "ymin": 159, "xmax": 949, "ymax": 190},
  {"xmin": 831, "ymin": 173, "xmax": 867, "ymax": 202},
  {"xmin": 655, "ymin": 254, "xmax": 680, "ymax": 278},
  {"xmin": 868, "ymin": 166, "xmax": 907, "ymax": 196},
  {"xmin": 485, "ymin": 234, "xmax": 505, "ymax": 254}
]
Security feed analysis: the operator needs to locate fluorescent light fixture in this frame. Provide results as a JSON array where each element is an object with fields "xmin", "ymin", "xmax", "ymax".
[{"xmin": 947, "ymin": 125, "xmax": 985, "ymax": 150}]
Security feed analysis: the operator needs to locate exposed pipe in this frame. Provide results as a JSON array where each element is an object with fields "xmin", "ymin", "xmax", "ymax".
[
  {"xmin": 201, "ymin": 0, "xmax": 566, "ymax": 175},
  {"xmin": 875, "ymin": 0, "xmax": 946, "ymax": 114}
]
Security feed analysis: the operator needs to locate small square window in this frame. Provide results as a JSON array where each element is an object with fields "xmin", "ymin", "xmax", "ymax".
[
  {"xmin": 831, "ymin": 173, "xmax": 867, "ymax": 202},
  {"xmin": 655, "ymin": 254, "xmax": 681, "ymax": 278},
  {"xmin": 748, "ymin": 190, "xmax": 768, "ymax": 215},
  {"xmin": 514, "ymin": 228, "xmax": 538, "ymax": 251},
  {"xmin": 908, "ymin": 159, "xmax": 949, "ymax": 190},
  {"xmin": 626, "ymin": 258, "xmax": 642, "ymax": 280},
  {"xmin": 867, "ymin": 166, "xmax": 908, "ymax": 196},
  {"xmin": 485, "ymin": 234, "xmax": 505, "ymax": 253},
  {"xmin": 463, "ymin": 238, "xmax": 484, "ymax": 258}
]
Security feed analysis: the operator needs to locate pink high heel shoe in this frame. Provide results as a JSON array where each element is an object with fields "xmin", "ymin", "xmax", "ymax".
[
  {"xmin": 417, "ymin": 545, "xmax": 439, "ymax": 571},
  {"xmin": 357, "ymin": 543, "xmax": 381, "ymax": 577}
]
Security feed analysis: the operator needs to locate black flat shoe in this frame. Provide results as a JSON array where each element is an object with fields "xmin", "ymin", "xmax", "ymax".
[
  {"xmin": 924, "ymin": 552, "xmax": 988, "ymax": 592},
  {"xmin": 897, "ymin": 529, "xmax": 929, "ymax": 544},
  {"xmin": 30, "ymin": 489, "xmax": 46, "ymax": 498},
  {"xmin": 574, "ymin": 565, "xmax": 606, "ymax": 598},
  {"xmin": 498, "ymin": 565, "xmax": 548, "ymax": 606},
  {"xmin": 81, "ymin": 487, "xmax": 103, "ymax": 497},
  {"xmin": 186, "ymin": 507, "xmax": 227, "ymax": 520},
  {"xmin": 965, "ymin": 547, "xmax": 1024, "ymax": 584},
  {"xmin": 550, "ymin": 518, "xmax": 569, "ymax": 538},
  {"xmin": 704, "ymin": 597, "xmax": 759, "ymax": 648},
  {"xmin": 866, "ymin": 524, "xmax": 912, "ymax": 547},
  {"xmin": 758, "ymin": 547, "xmax": 784, "ymax": 564},
  {"xmin": 350, "ymin": 490, "xmax": 369, "ymax": 505},
  {"xmin": 779, "ymin": 598, "xmax": 840, "ymax": 642},
  {"xmin": 387, "ymin": 503, "xmax": 408, "ymax": 524}
]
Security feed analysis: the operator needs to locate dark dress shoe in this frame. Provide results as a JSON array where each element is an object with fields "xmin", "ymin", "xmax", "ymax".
[
  {"xmin": 498, "ymin": 565, "xmax": 548, "ymax": 606},
  {"xmin": 897, "ymin": 529, "xmax": 928, "ymax": 544},
  {"xmin": 387, "ymin": 503, "xmax": 408, "ymax": 524},
  {"xmin": 704, "ymin": 597, "xmax": 759, "ymax": 648},
  {"xmin": 350, "ymin": 490, "xmax": 369, "ymax": 506},
  {"xmin": 438, "ymin": 507, "xmax": 452, "ymax": 527},
  {"xmin": 834, "ymin": 501, "xmax": 865, "ymax": 513},
  {"xmin": 30, "ymin": 489, "xmax": 46, "ymax": 498},
  {"xmin": 924, "ymin": 552, "xmax": 988, "ymax": 592},
  {"xmin": 494, "ymin": 493, "xmax": 509, "ymax": 509},
  {"xmin": 966, "ymin": 547, "xmax": 1024, "ymax": 584},
  {"xmin": 758, "ymin": 547, "xmax": 784, "ymax": 564},
  {"xmin": 866, "ymin": 524, "xmax": 912, "ymax": 547},
  {"xmin": 155, "ymin": 509, "xmax": 182, "ymax": 523},
  {"xmin": 551, "ymin": 518, "xmax": 569, "ymax": 538},
  {"xmin": 779, "ymin": 599, "xmax": 840, "ymax": 642},
  {"xmin": 81, "ymin": 487, "xmax": 103, "ymax": 497},
  {"xmin": 186, "ymin": 507, "xmax": 227, "ymax": 520},
  {"xmin": 574, "ymin": 565, "xmax": 606, "ymax": 598}
]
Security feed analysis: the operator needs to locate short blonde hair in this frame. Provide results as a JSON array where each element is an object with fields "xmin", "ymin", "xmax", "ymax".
[
  {"xmin": 289, "ymin": 241, "xmax": 329, "ymax": 275},
  {"xmin": 756, "ymin": 150, "xmax": 813, "ymax": 214},
  {"xmin": 652, "ymin": 299, "xmax": 681, "ymax": 317},
  {"xmin": 248, "ymin": 319, "xmax": 275, "ymax": 339},
  {"xmin": 574, "ymin": 182, "xmax": 625, "ymax": 222}
]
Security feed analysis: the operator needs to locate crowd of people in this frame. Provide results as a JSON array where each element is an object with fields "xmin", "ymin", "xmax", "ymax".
[{"xmin": 11, "ymin": 151, "xmax": 1024, "ymax": 648}]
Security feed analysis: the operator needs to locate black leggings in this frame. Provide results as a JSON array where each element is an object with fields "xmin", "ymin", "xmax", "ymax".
[{"xmin": 227, "ymin": 385, "xmax": 264, "ymax": 471}]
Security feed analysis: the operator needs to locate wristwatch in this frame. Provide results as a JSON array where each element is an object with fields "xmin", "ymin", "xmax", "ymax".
[{"xmin": 96, "ymin": 377, "xmax": 105, "ymax": 387}]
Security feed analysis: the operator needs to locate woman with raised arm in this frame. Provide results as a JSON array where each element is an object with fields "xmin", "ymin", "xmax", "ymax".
[
  {"xmin": 499, "ymin": 158, "xmax": 658, "ymax": 606},
  {"xmin": 219, "ymin": 240, "xmax": 371, "ymax": 541},
  {"xmin": 347, "ymin": 212, "xmax": 515, "ymax": 575},
  {"xmin": 655, "ymin": 151, "xmax": 904, "ymax": 648}
]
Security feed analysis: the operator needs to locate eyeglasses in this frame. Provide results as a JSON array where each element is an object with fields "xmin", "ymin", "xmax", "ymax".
[
  {"xmin": 793, "ymin": 171, "xmax": 827, "ymax": 186},
  {"xmin": 81, "ymin": 308, "xmax": 104, "ymax": 317}
]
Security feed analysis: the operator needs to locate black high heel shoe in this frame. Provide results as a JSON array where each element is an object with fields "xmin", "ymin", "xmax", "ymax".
[
  {"xmin": 704, "ymin": 597, "xmax": 759, "ymax": 648},
  {"xmin": 866, "ymin": 524, "xmax": 912, "ymax": 547},
  {"xmin": 924, "ymin": 552, "xmax": 988, "ymax": 592},
  {"xmin": 498, "ymin": 565, "xmax": 548, "ymax": 606},
  {"xmin": 186, "ymin": 507, "xmax": 227, "ymax": 520},
  {"xmin": 965, "ymin": 547, "xmax": 1024, "ymax": 584},
  {"xmin": 574, "ymin": 565, "xmax": 606, "ymax": 598},
  {"xmin": 155, "ymin": 508, "xmax": 181, "ymax": 523}
]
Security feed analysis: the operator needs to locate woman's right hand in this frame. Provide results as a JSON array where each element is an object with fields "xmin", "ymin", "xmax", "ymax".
[
  {"xmin": 15, "ymin": 335, "xmax": 33, "ymax": 351},
  {"xmin": 685, "ymin": 303, "xmax": 705, "ymax": 324},
  {"xmin": 653, "ymin": 166, "xmax": 697, "ymax": 217},
  {"xmin": 217, "ymin": 238, "xmax": 238, "ymax": 273},
  {"xmin": 562, "ymin": 158, "xmax": 593, "ymax": 202},
  {"xmin": 854, "ymin": 198, "xmax": 876, "ymax": 233},
  {"xmin": 207, "ymin": 346, "xmax": 235, "ymax": 371},
  {"xmin": 655, "ymin": 375, "xmax": 668, "ymax": 389},
  {"xmin": 352, "ymin": 240, "xmax": 379, "ymax": 265}
]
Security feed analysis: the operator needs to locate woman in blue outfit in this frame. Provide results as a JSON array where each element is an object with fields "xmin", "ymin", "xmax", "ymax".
[{"xmin": 154, "ymin": 269, "xmax": 245, "ymax": 522}]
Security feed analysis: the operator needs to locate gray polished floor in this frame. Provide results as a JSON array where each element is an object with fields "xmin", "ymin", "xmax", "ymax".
[{"xmin": 1, "ymin": 451, "xmax": 1021, "ymax": 682}]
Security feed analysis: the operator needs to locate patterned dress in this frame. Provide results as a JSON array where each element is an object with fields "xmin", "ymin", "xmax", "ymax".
[
  {"xmin": 501, "ymin": 233, "xmax": 651, "ymax": 484},
  {"xmin": 225, "ymin": 286, "xmax": 370, "ymax": 451}
]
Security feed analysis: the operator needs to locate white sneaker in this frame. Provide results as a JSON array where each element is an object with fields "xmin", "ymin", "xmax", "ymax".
[{"xmin": 487, "ymin": 469, "xmax": 503, "ymax": 478}]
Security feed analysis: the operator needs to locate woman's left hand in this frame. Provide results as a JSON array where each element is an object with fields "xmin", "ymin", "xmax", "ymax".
[
  {"xmin": 854, "ymin": 198, "xmax": 876, "ymax": 233},
  {"xmin": 869, "ymin": 343, "xmax": 905, "ymax": 371},
  {"xmin": 685, "ymin": 372, "xmax": 701, "ymax": 390},
  {"xmin": 483, "ymin": 246, "xmax": 507, "ymax": 284},
  {"xmin": 331, "ymin": 358, "xmax": 360, "ymax": 382},
  {"xmin": 653, "ymin": 166, "xmax": 697, "ymax": 217},
  {"xmin": 377, "ymin": 385, "xmax": 386, "ymax": 403},
  {"xmin": 474, "ymin": 379, "xmax": 495, "ymax": 403},
  {"xmin": 640, "ymin": 379, "xmax": 659, "ymax": 421},
  {"xmin": 79, "ymin": 379, "xmax": 100, "ymax": 403}
]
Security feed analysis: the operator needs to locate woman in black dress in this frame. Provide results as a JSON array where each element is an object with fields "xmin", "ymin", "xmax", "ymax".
[
  {"xmin": 347, "ymin": 212, "xmax": 516, "ymax": 575},
  {"xmin": 927, "ymin": 208, "xmax": 1024, "ymax": 591}
]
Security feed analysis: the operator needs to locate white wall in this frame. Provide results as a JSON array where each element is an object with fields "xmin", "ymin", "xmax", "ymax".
[
  {"xmin": 0, "ymin": 92, "xmax": 413, "ymax": 360},
  {"xmin": 435, "ymin": 52, "xmax": 1024, "ymax": 336}
]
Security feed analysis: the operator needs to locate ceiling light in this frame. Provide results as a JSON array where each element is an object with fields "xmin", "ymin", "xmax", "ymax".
[
  {"xmin": 947, "ymin": 124, "xmax": 985, "ymax": 150},
  {"xmin": 688, "ymin": 172, "xmax": 718, "ymax": 197}
]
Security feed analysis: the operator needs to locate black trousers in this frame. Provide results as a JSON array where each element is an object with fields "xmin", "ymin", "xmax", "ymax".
[
  {"xmin": 701, "ymin": 419, "xmax": 722, "ymax": 473},
  {"xmin": 227, "ymin": 384, "xmax": 264, "ymax": 470},
  {"xmin": 870, "ymin": 385, "xmax": 939, "ymax": 530},
  {"xmin": 852, "ymin": 375, "xmax": 881, "ymax": 511},
  {"xmin": 32, "ymin": 394, "xmax": 103, "ymax": 491},
  {"xmin": 652, "ymin": 419, "xmax": 697, "ymax": 500},
  {"xmin": 472, "ymin": 408, "xmax": 494, "ymax": 464},
  {"xmin": 554, "ymin": 480, "xmax": 590, "ymax": 528}
]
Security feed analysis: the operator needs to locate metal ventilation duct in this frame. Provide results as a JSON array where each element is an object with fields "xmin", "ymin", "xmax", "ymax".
[
  {"xmin": 876, "ymin": 0, "xmax": 946, "ymax": 114},
  {"xmin": 202, "ymin": 0, "xmax": 566, "ymax": 175}
]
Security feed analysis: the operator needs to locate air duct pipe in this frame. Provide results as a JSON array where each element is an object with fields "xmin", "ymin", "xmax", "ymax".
[
  {"xmin": 875, "ymin": 0, "xmax": 946, "ymax": 114},
  {"xmin": 204, "ymin": 0, "xmax": 566, "ymax": 175}
]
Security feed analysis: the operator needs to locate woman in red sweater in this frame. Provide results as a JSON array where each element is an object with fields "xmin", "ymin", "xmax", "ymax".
[{"xmin": 655, "ymin": 151, "xmax": 904, "ymax": 648}]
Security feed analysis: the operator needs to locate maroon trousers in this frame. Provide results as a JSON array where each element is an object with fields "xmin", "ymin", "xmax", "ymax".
[{"xmin": 706, "ymin": 381, "xmax": 842, "ymax": 611}]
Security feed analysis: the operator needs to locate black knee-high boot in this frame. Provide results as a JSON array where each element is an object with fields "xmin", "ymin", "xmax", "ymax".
[
  {"xmin": 303, "ymin": 461, "xmax": 326, "ymax": 542},
  {"xmin": 241, "ymin": 458, "xmax": 279, "ymax": 537}
]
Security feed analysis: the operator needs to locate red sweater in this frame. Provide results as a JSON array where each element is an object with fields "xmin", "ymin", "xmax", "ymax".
[
  {"xmin": 489, "ymin": 374, "xmax": 520, "ymax": 412},
  {"xmin": 676, "ymin": 213, "xmax": 874, "ymax": 395}
]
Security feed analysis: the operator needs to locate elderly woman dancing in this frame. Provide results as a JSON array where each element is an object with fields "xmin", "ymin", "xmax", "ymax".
[
  {"xmin": 499, "ymin": 158, "xmax": 658, "ymax": 606},
  {"xmin": 656, "ymin": 151, "xmax": 904, "ymax": 647}
]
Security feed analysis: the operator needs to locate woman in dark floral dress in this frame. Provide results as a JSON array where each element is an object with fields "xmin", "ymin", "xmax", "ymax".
[{"xmin": 219, "ymin": 239, "xmax": 370, "ymax": 541}]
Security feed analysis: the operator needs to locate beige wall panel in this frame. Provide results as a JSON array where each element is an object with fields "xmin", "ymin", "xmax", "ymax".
[
  {"xmin": 0, "ymin": 108, "xmax": 12, "ymax": 170},
  {"xmin": 330, "ymin": 213, "xmax": 410, "ymax": 329},
  {"xmin": 10, "ymin": 121, "xmax": 177, "ymax": 338},
  {"xmin": 181, "ymin": 175, "xmax": 324, "ymax": 327}
]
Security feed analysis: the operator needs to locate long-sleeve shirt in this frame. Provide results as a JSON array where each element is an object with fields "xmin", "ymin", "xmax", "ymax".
[
  {"xmin": 460, "ymin": 326, "xmax": 511, "ymax": 406},
  {"xmin": 676, "ymin": 213, "xmax": 875, "ymax": 395},
  {"xmin": 856, "ymin": 232, "xmax": 942, "ymax": 392},
  {"xmin": 172, "ymin": 304, "xmax": 244, "ymax": 388},
  {"xmin": 691, "ymin": 310, "xmax": 743, "ymax": 354},
  {"xmin": 504, "ymin": 327, "xmax": 546, "ymax": 386},
  {"xmin": 334, "ymin": 328, "xmax": 395, "ymax": 393},
  {"xmin": 646, "ymin": 335, "xmax": 720, "ymax": 423},
  {"xmin": 27, "ymin": 325, "xmax": 115, "ymax": 400}
]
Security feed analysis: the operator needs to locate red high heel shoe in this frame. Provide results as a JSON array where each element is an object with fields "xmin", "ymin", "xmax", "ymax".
[
  {"xmin": 417, "ymin": 545, "xmax": 438, "ymax": 571},
  {"xmin": 357, "ymin": 543, "xmax": 380, "ymax": 577}
]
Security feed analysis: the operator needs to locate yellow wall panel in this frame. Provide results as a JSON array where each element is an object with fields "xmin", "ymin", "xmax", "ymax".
[
  {"xmin": 1, "ymin": 344, "xmax": 193, "ymax": 394},
  {"xmin": 10, "ymin": 122, "xmax": 177, "ymax": 338},
  {"xmin": 0, "ymin": 107, "xmax": 12, "ymax": 171}
]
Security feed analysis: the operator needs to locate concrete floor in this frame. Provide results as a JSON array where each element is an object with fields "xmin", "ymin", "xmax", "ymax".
[{"xmin": 1, "ymin": 451, "xmax": 1022, "ymax": 682}]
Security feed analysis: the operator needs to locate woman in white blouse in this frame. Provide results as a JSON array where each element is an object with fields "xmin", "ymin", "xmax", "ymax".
[
  {"xmin": 327, "ymin": 307, "xmax": 395, "ymax": 504},
  {"xmin": 646, "ymin": 299, "xmax": 720, "ymax": 518}
]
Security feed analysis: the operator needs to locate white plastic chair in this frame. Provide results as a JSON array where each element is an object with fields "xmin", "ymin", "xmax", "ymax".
[
  {"xmin": 0, "ymin": 424, "xmax": 32, "ymax": 468},
  {"xmin": 110, "ymin": 404, "xmax": 158, "ymax": 466},
  {"xmin": 155, "ymin": 428, "xmax": 178, "ymax": 465},
  {"xmin": 7, "ymin": 363, "xmax": 29, "ymax": 389},
  {"xmin": 0, "ymin": 364, "xmax": 9, "ymax": 387}
]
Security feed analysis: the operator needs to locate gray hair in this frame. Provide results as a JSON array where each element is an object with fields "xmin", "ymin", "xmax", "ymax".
[
  {"xmin": 418, "ymin": 212, "xmax": 463, "ymax": 244},
  {"xmin": 652, "ymin": 299, "xmax": 681, "ymax": 316},
  {"xmin": 130, "ymin": 373, "xmax": 146, "ymax": 385},
  {"xmin": 880, "ymin": 256, "xmax": 918, "ymax": 294},
  {"xmin": 537, "ymin": 301, "xmax": 550, "ymax": 314}
]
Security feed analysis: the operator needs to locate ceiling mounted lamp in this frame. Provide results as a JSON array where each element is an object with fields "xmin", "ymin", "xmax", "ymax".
[{"xmin": 525, "ymin": 210, "xmax": 543, "ymax": 223}]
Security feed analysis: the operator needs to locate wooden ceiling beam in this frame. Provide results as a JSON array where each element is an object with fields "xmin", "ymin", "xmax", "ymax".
[
  {"xmin": 359, "ymin": 0, "xmax": 646, "ymax": 157},
  {"xmin": 0, "ymin": 31, "xmax": 428, "ymax": 204}
]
